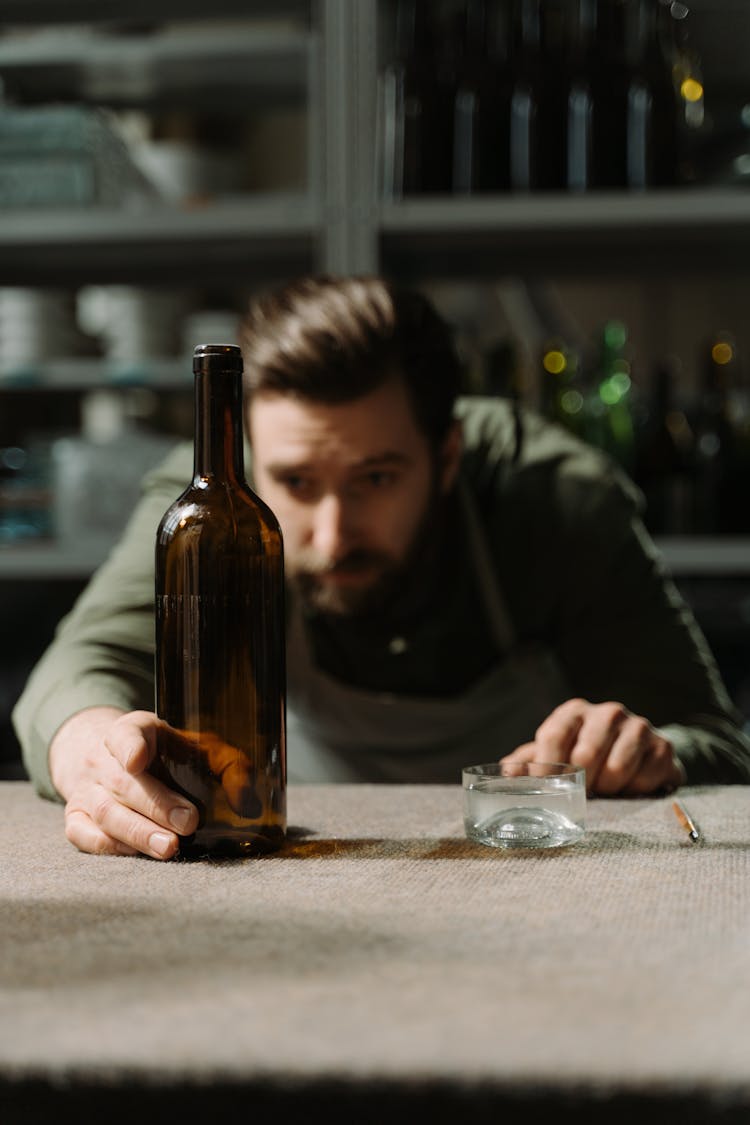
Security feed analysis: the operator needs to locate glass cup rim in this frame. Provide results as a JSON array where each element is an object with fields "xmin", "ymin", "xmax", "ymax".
[{"xmin": 462, "ymin": 761, "xmax": 585, "ymax": 783}]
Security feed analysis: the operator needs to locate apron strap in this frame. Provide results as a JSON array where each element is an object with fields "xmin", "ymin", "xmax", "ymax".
[{"xmin": 457, "ymin": 473, "xmax": 517, "ymax": 655}]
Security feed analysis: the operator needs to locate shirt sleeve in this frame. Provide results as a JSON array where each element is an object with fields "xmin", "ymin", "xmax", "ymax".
[
  {"xmin": 11, "ymin": 442, "xmax": 194, "ymax": 800},
  {"xmin": 513, "ymin": 429, "xmax": 750, "ymax": 784}
]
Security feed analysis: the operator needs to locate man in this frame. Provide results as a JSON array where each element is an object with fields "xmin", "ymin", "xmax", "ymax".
[{"xmin": 13, "ymin": 275, "xmax": 750, "ymax": 859}]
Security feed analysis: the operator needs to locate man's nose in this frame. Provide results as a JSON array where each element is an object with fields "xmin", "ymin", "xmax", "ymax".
[{"xmin": 310, "ymin": 493, "xmax": 356, "ymax": 563}]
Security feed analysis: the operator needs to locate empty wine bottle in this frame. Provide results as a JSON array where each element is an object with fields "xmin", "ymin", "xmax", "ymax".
[{"xmin": 154, "ymin": 343, "xmax": 286, "ymax": 858}]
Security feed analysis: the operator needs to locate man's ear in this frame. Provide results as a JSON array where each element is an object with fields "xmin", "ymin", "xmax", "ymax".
[{"xmin": 438, "ymin": 420, "xmax": 463, "ymax": 493}]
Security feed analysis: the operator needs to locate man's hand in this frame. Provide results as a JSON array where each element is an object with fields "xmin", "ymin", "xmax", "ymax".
[
  {"xmin": 505, "ymin": 698, "xmax": 686, "ymax": 795},
  {"xmin": 49, "ymin": 707, "xmax": 199, "ymax": 860}
]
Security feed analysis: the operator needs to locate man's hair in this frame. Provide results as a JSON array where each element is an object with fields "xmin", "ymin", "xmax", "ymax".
[{"xmin": 240, "ymin": 275, "xmax": 462, "ymax": 447}]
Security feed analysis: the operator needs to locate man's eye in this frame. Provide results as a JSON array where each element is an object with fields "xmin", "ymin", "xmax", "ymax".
[
  {"xmin": 364, "ymin": 471, "xmax": 396, "ymax": 489},
  {"xmin": 282, "ymin": 476, "xmax": 313, "ymax": 496}
]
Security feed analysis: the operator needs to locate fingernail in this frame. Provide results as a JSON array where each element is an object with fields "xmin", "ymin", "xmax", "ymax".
[
  {"xmin": 169, "ymin": 806, "xmax": 193, "ymax": 834},
  {"xmin": 149, "ymin": 831, "xmax": 173, "ymax": 858}
]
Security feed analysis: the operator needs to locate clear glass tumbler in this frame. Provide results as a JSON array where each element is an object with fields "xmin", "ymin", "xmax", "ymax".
[{"xmin": 463, "ymin": 761, "xmax": 586, "ymax": 849}]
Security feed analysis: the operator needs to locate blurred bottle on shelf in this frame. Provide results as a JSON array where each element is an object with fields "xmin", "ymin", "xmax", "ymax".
[
  {"xmin": 633, "ymin": 355, "xmax": 694, "ymax": 533},
  {"xmin": 380, "ymin": 0, "xmax": 697, "ymax": 198},
  {"xmin": 380, "ymin": 0, "xmax": 453, "ymax": 197},
  {"xmin": 452, "ymin": 0, "xmax": 512, "ymax": 192},
  {"xmin": 507, "ymin": 0, "xmax": 543, "ymax": 191},
  {"xmin": 539, "ymin": 336, "xmax": 588, "ymax": 440},
  {"xmin": 565, "ymin": 0, "xmax": 597, "ymax": 191},
  {"xmin": 583, "ymin": 320, "xmax": 637, "ymax": 473},
  {"xmin": 666, "ymin": 0, "xmax": 706, "ymax": 185},
  {"xmin": 690, "ymin": 332, "xmax": 750, "ymax": 534},
  {"xmin": 590, "ymin": 0, "xmax": 679, "ymax": 190},
  {"xmin": 536, "ymin": 319, "xmax": 750, "ymax": 537},
  {"xmin": 627, "ymin": 0, "xmax": 680, "ymax": 188}
]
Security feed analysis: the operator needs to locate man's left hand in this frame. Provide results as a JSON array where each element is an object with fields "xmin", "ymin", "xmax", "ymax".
[{"xmin": 505, "ymin": 698, "xmax": 685, "ymax": 795}]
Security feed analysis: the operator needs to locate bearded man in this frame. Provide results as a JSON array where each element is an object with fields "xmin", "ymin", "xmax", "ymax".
[{"xmin": 14, "ymin": 275, "xmax": 750, "ymax": 858}]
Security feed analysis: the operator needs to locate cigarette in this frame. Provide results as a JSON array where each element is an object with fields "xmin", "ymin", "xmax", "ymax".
[{"xmin": 672, "ymin": 799, "xmax": 701, "ymax": 844}]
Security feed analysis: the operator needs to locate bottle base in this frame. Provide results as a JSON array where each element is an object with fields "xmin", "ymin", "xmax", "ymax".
[{"xmin": 175, "ymin": 826, "xmax": 286, "ymax": 860}]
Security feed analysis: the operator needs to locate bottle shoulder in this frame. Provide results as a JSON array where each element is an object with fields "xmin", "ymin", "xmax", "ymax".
[{"xmin": 156, "ymin": 479, "xmax": 283, "ymax": 547}]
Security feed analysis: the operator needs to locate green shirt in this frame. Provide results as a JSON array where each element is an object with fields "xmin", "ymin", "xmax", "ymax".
[{"xmin": 13, "ymin": 397, "xmax": 750, "ymax": 798}]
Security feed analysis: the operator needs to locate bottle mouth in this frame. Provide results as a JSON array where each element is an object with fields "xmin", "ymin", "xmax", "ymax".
[{"xmin": 193, "ymin": 343, "xmax": 243, "ymax": 375}]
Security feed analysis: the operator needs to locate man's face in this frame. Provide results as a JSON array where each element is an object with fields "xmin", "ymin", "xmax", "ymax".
[{"xmin": 248, "ymin": 377, "xmax": 459, "ymax": 616}]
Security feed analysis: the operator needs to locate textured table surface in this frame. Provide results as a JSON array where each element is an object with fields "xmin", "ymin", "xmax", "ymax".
[{"xmin": 1, "ymin": 781, "xmax": 749, "ymax": 1122}]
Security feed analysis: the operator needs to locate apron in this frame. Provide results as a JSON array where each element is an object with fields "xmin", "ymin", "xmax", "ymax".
[{"xmin": 285, "ymin": 476, "xmax": 572, "ymax": 782}]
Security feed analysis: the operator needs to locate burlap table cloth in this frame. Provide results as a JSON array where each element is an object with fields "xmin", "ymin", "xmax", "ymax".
[{"xmin": 1, "ymin": 780, "xmax": 749, "ymax": 1124}]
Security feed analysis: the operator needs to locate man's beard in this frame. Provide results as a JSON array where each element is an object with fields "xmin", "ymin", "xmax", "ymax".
[{"xmin": 290, "ymin": 485, "xmax": 444, "ymax": 619}]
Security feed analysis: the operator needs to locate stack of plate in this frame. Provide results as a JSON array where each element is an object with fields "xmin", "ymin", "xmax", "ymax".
[
  {"xmin": 77, "ymin": 285, "xmax": 188, "ymax": 363},
  {"xmin": 0, "ymin": 288, "xmax": 77, "ymax": 368}
]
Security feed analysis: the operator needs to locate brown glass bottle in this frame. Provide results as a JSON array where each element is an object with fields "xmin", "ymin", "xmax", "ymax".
[{"xmin": 154, "ymin": 343, "xmax": 286, "ymax": 858}]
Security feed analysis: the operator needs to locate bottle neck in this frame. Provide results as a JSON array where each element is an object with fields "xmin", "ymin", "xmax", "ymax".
[{"xmin": 193, "ymin": 368, "xmax": 245, "ymax": 484}]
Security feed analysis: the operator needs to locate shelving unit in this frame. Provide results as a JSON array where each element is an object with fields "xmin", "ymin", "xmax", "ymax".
[
  {"xmin": 0, "ymin": 0, "xmax": 748, "ymax": 770},
  {"xmin": 0, "ymin": 0, "xmax": 748, "ymax": 578}
]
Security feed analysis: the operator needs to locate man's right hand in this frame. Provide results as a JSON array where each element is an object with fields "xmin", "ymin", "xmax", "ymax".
[{"xmin": 49, "ymin": 707, "xmax": 199, "ymax": 860}]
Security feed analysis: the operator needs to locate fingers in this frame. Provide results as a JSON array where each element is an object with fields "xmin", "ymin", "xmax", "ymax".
[
  {"xmin": 202, "ymin": 732, "xmax": 261, "ymax": 819},
  {"xmin": 64, "ymin": 763, "xmax": 199, "ymax": 859},
  {"xmin": 593, "ymin": 712, "xmax": 654, "ymax": 794},
  {"xmin": 619, "ymin": 736, "xmax": 684, "ymax": 796},
  {"xmin": 104, "ymin": 710, "xmax": 164, "ymax": 775},
  {"xmin": 55, "ymin": 709, "xmax": 200, "ymax": 860},
  {"xmin": 507, "ymin": 699, "xmax": 682, "ymax": 796},
  {"xmin": 63, "ymin": 808, "xmax": 140, "ymax": 858}
]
